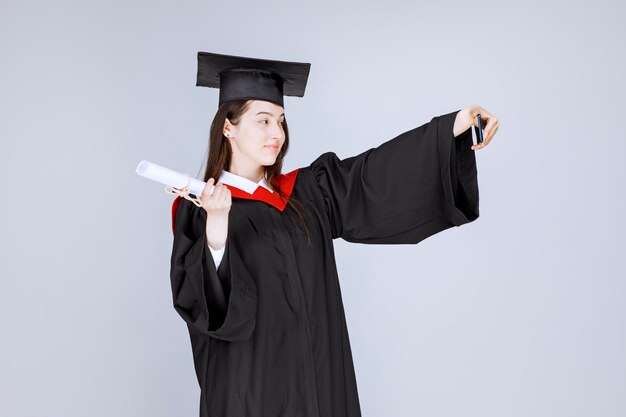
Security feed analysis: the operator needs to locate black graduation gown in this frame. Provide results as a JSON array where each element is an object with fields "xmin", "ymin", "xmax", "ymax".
[{"xmin": 169, "ymin": 109, "xmax": 479, "ymax": 417}]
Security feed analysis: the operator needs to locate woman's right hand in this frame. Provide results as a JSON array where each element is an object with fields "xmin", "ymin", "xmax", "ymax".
[
  {"xmin": 200, "ymin": 178, "xmax": 232, "ymax": 215},
  {"xmin": 201, "ymin": 178, "xmax": 231, "ymax": 250}
]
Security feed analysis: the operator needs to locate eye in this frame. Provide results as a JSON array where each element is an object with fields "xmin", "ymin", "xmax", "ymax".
[{"xmin": 259, "ymin": 119, "xmax": 269, "ymax": 124}]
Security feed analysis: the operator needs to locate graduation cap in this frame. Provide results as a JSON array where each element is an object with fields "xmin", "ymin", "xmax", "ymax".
[{"xmin": 196, "ymin": 51, "xmax": 311, "ymax": 107}]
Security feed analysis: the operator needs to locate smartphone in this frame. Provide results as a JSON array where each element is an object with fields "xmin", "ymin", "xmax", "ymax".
[{"xmin": 476, "ymin": 114, "xmax": 484, "ymax": 144}]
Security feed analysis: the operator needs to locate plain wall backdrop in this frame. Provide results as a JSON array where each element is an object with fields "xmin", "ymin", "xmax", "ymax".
[{"xmin": 1, "ymin": 0, "xmax": 625, "ymax": 416}]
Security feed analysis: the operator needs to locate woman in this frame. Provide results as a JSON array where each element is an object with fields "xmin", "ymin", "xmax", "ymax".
[{"xmin": 170, "ymin": 51, "xmax": 498, "ymax": 417}]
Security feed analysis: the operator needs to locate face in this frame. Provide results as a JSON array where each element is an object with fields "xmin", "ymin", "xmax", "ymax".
[{"xmin": 225, "ymin": 100, "xmax": 286, "ymax": 169}]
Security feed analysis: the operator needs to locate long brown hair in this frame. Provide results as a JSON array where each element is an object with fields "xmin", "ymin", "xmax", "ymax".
[{"xmin": 202, "ymin": 99, "xmax": 311, "ymax": 244}]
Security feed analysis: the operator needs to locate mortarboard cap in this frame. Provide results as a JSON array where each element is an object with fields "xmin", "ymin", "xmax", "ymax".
[{"xmin": 196, "ymin": 51, "xmax": 311, "ymax": 108}]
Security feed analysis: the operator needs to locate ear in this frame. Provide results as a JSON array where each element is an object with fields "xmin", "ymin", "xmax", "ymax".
[{"xmin": 223, "ymin": 118, "xmax": 234, "ymax": 138}]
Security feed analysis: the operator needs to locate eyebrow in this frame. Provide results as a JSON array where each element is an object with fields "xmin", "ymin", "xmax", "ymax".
[{"xmin": 255, "ymin": 111, "xmax": 285, "ymax": 118}]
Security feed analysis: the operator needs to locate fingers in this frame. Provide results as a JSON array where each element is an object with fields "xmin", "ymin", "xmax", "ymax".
[
  {"xmin": 212, "ymin": 183, "xmax": 231, "ymax": 209},
  {"xmin": 483, "ymin": 117, "xmax": 496, "ymax": 143},
  {"xmin": 200, "ymin": 178, "xmax": 231, "ymax": 210},
  {"xmin": 470, "ymin": 107, "xmax": 499, "ymax": 151},
  {"xmin": 212, "ymin": 182, "xmax": 225, "ymax": 199},
  {"xmin": 203, "ymin": 179, "xmax": 224, "ymax": 200},
  {"xmin": 201, "ymin": 178, "xmax": 215, "ymax": 198},
  {"xmin": 482, "ymin": 118, "xmax": 499, "ymax": 146}
]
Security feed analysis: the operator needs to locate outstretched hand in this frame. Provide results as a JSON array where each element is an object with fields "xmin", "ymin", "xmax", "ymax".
[{"xmin": 453, "ymin": 105, "xmax": 500, "ymax": 151}]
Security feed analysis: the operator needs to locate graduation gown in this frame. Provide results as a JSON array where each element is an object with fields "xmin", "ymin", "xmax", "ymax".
[{"xmin": 169, "ymin": 109, "xmax": 479, "ymax": 417}]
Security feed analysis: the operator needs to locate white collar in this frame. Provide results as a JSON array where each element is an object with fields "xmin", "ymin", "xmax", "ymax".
[{"xmin": 217, "ymin": 170, "xmax": 274, "ymax": 194}]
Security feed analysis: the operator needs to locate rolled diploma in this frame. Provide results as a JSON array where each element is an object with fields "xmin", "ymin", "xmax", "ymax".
[{"xmin": 135, "ymin": 160, "xmax": 211, "ymax": 196}]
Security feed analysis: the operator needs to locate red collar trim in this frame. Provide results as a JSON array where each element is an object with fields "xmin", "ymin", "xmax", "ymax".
[
  {"xmin": 226, "ymin": 168, "xmax": 299, "ymax": 212},
  {"xmin": 171, "ymin": 168, "xmax": 299, "ymax": 233}
]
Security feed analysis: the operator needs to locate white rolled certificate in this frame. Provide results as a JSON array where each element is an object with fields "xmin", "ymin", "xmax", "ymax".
[{"xmin": 135, "ymin": 160, "xmax": 213, "ymax": 196}]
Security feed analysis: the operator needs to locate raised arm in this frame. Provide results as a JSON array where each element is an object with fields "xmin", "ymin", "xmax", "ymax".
[{"xmin": 308, "ymin": 108, "xmax": 480, "ymax": 245}]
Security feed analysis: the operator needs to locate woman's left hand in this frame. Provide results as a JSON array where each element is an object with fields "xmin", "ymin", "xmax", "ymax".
[{"xmin": 453, "ymin": 105, "xmax": 500, "ymax": 151}]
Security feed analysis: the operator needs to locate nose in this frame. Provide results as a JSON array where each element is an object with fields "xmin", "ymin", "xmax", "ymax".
[{"xmin": 270, "ymin": 121, "xmax": 284, "ymax": 140}]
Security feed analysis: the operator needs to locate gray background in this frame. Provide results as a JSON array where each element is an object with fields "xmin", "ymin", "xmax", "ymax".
[{"xmin": 1, "ymin": 0, "xmax": 625, "ymax": 416}]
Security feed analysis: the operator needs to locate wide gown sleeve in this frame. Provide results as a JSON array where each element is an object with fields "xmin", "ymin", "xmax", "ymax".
[
  {"xmin": 309, "ymin": 109, "xmax": 479, "ymax": 245},
  {"xmin": 170, "ymin": 198, "xmax": 257, "ymax": 342}
]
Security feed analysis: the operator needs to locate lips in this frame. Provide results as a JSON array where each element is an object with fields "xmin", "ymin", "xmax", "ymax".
[{"xmin": 265, "ymin": 145, "xmax": 279, "ymax": 152}]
